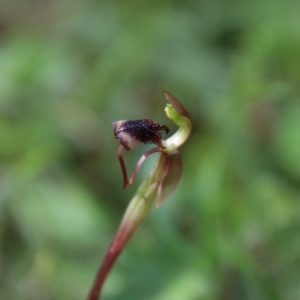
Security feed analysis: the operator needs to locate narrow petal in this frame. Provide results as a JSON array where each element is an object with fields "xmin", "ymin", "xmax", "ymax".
[
  {"xmin": 128, "ymin": 147, "xmax": 161, "ymax": 186},
  {"xmin": 117, "ymin": 145, "xmax": 129, "ymax": 188},
  {"xmin": 155, "ymin": 150, "xmax": 182, "ymax": 208}
]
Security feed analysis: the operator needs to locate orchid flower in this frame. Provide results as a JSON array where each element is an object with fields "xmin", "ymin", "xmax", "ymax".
[{"xmin": 88, "ymin": 91, "xmax": 192, "ymax": 300}]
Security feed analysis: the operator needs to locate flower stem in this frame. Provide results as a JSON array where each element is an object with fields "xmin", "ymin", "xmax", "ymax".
[{"xmin": 87, "ymin": 157, "xmax": 163, "ymax": 300}]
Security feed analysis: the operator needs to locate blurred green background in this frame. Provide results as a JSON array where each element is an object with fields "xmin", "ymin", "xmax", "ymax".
[{"xmin": 1, "ymin": 0, "xmax": 300, "ymax": 299}]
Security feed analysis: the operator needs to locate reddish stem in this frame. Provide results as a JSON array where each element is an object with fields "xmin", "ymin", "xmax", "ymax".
[{"xmin": 87, "ymin": 221, "xmax": 135, "ymax": 300}]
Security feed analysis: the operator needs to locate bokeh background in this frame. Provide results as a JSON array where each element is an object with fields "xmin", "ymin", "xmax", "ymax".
[{"xmin": 1, "ymin": 0, "xmax": 300, "ymax": 299}]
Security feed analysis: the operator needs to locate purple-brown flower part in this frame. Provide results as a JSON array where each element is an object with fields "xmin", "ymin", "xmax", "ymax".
[
  {"xmin": 112, "ymin": 119, "xmax": 169, "ymax": 188},
  {"xmin": 117, "ymin": 145, "xmax": 129, "ymax": 189},
  {"xmin": 112, "ymin": 119, "xmax": 169, "ymax": 150}
]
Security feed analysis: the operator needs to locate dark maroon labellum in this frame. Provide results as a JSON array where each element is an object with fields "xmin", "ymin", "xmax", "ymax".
[
  {"xmin": 121, "ymin": 119, "xmax": 169, "ymax": 143},
  {"xmin": 112, "ymin": 119, "xmax": 169, "ymax": 150}
]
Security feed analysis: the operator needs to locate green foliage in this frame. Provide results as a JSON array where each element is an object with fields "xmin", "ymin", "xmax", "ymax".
[{"xmin": 1, "ymin": 0, "xmax": 300, "ymax": 299}]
